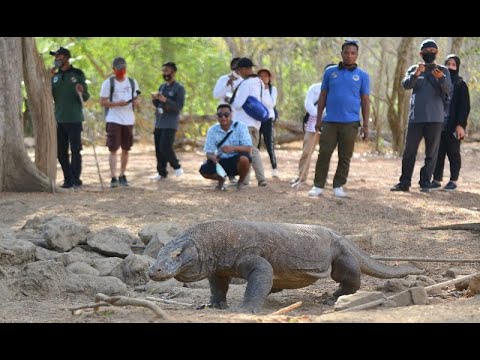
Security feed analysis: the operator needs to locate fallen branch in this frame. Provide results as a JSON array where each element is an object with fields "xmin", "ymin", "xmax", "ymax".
[
  {"xmin": 422, "ymin": 223, "xmax": 480, "ymax": 231},
  {"xmin": 271, "ymin": 301, "xmax": 303, "ymax": 315},
  {"xmin": 424, "ymin": 272, "xmax": 480, "ymax": 293},
  {"xmin": 92, "ymin": 293, "xmax": 172, "ymax": 320},
  {"xmin": 69, "ymin": 301, "xmax": 111, "ymax": 315},
  {"xmin": 338, "ymin": 298, "xmax": 386, "ymax": 312},
  {"xmin": 371, "ymin": 256, "xmax": 480, "ymax": 263},
  {"xmin": 146, "ymin": 297, "xmax": 194, "ymax": 307}
]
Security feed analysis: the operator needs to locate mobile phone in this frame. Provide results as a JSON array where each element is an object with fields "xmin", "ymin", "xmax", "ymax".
[{"xmin": 424, "ymin": 63, "xmax": 437, "ymax": 71}]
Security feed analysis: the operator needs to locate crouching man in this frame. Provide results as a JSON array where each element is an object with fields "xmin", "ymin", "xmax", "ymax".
[{"xmin": 199, "ymin": 104, "xmax": 252, "ymax": 190}]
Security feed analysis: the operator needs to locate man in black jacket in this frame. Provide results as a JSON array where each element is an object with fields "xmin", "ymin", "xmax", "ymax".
[{"xmin": 432, "ymin": 54, "xmax": 470, "ymax": 191}]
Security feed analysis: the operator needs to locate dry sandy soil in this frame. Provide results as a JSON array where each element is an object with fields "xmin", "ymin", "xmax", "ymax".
[{"xmin": 1, "ymin": 138, "xmax": 479, "ymax": 323}]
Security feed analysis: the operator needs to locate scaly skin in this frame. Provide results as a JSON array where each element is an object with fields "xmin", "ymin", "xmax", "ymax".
[{"xmin": 149, "ymin": 220, "xmax": 423, "ymax": 313}]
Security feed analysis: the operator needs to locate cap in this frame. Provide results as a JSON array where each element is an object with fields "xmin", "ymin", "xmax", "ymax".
[
  {"xmin": 49, "ymin": 47, "xmax": 71, "ymax": 58},
  {"xmin": 236, "ymin": 57, "xmax": 255, "ymax": 68},
  {"xmin": 112, "ymin": 57, "xmax": 127, "ymax": 70},
  {"xmin": 257, "ymin": 68, "xmax": 271, "ymax": 77},
  {"xmin": 420, "ymin": 39, "xmax": 438, "ymax": 51}
]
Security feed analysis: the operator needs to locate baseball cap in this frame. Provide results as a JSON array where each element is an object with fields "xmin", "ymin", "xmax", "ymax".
[
  {"xmin": 112, "ymin": 57, "xmax": 127, "ymax": 70},
  {"xmin": 49, "ymin": 47, "xmax": 71, "ymax": 58},
  {"xmin": 420, "ymin": 39, "xmax": 438, "ymax": 51},
  {"xmin": 236, "ymin": 57, "xmax": 255, "ymax": 68}
]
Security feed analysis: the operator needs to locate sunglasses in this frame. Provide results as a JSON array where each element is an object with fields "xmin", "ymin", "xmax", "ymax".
[{"xmin": 217, "ymin": 112, "xmax": 231, "ymax": 118}]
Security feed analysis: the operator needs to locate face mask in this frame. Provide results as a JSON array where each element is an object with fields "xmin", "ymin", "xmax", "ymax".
[
  {"xmin": 114, "ymin": 69, "xmax": 126, "ymax": 78},
  {"xmin": 54, "ymin": 59, "xmax": 64, "ymax": 68},
  {"xmin": 448, "ymin": 68, "xmax": 459, "ymax": 77},
  {"xmin": 422, "ymin": 52, "xmax": 436, "ymax": 64},
  {"xmin": 163, "ymin": 74, "xmax": 172, "ymax": 81}
]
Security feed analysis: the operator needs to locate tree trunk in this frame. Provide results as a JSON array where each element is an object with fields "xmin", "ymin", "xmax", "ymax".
[
  {"xmin": 0, "ymin": 37, "xmax": 53, "ymax": 192},
  {"xmin": 22, "ymin": 37, "xmax": 57, "ymax": 180},
  {"xmin": 374, "ymin": 38, "xmax": 386, "ymax": 152},
  {"xmin": 387, "ymin": 37, "xmax": 414, "ymax": 153},
  {"xmin": 450, "ymin": 37, "xmax": 464, "ymax": 55}
]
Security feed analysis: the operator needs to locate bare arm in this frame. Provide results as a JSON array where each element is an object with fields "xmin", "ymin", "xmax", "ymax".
[{"xmin": 315, "ymin": 90, "xmax": 327, "ymax": 132}]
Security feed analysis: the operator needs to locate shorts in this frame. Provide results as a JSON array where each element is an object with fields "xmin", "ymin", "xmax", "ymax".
[
  {"xmin": 106, "ymin": 122, "xmax": 133, "ymax": 151},
  {"xmin": 199, "ymin": 152, "xmax": 252, "ymax": 176}
]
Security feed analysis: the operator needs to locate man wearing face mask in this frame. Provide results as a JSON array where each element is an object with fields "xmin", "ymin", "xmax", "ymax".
[
  {"xmin": 151, "ymin": 62, "xmax": 186, "ymax": 180},
  {"xmin": 431, "ymin": 54, "xmax": 470, "ymax": 191},
  {"xmin": 213, "ymin": 57, "xmax": 242, "ymax": 105},
  {"xmin": 50, "ymin": 47, "xmax": 90, "ymax": 189},
  {"xmin": 100, "ymin": 57, "xmax": 140, "ymax": 188},
  {"xmin": 391, "ymin": 39, "xmax": 451, "ymax": 193}
]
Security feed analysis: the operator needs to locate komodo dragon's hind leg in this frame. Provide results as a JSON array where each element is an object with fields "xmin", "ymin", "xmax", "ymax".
[
  {"xmin": 236, "ymin": 256, "xmax": 274, "ymax": 314},
  {"xmin": 324, "ymin": 253, "xmax": 361, "ymax": 305},
  {"xmin": 207, "ymin": 273, "xmax": 231, "ymax": 309}
]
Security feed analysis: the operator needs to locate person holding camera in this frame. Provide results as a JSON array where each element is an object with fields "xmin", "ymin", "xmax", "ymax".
[
  {"xmin": 100, "ymin": 57, "xmax": 140, "ymax": 188},
  {"xmin": 391, "ymin": 39, "xmax": 451, "ymax": 193},
  {"xmin": 431, "ymin": 54, "xmax": 470, "ymax": 191},
  {"xmin": 50, "ymin": 47, "xmax": 90, "ymax": 189},
  {"xmin": 213, "ymin": 57, "xmax": 242, "ymax": 105}
]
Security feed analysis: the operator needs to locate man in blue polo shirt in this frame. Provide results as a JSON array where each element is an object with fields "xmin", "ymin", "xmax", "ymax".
[
  {"xmin": 199, "ymin": 104, "xmax": 252, "ymax": 190},
  {"xmin": 309, "ymin": 40, "xmax": 370, "ymax": 198}
]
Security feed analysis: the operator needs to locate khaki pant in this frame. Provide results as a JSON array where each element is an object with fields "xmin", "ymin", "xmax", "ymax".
[
  {"xmin": 297, "ymin": 131, "xmax": 317, "ymax": 182},
  {"xmin": 244, "ymin": 127, "xmax": 266, "ymax": 185}
]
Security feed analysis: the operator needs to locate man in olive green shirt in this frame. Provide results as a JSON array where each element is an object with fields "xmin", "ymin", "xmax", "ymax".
[{"xmin": 50, "ymin": 47, "xmax": 90, "ymax": 188}]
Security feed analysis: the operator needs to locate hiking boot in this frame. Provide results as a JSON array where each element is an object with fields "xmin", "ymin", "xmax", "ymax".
[
  {"xmin": 444, "ymin": 181, "xmax": 457, "ymax": 191},
  {"xmin": 175, "ymin": 167, "xmax": 184, "ymax": 177},
  {"xmin": 118, "ymin": 175, "xmax": 129, "ymax": 186},
  {"xmin": 308, "ymin": 186, "xmax": 324, "ymax": 197},
  {"xmin": 390, "ymin": 183, "xmax": 410, "ymax": 192},
  {"xmin": 110, "ymin": 177, "xmax": 119, "ymax": 188},
  {"xmin": 333, "ymin": 187, "xmax": 347, "ymax": 198},
  {"xmin": 430, "ymin": 180, "xmax": 442, "ymax": 191}
]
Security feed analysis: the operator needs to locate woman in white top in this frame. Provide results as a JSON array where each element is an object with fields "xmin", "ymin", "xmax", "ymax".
[{"xmin": 258, "ymin": 68, "xmax": 279, "ymax": 178}]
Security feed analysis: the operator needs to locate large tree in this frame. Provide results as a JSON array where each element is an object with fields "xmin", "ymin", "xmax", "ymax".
[{"xmin": 0, "ymin": 37, "xmax": 55, "ymax": 192}]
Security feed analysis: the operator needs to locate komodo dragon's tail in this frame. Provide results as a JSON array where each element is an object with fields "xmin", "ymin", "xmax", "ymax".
[{"xmin": 340, "ymin": 236, "xmax": 424, "ymax": 278}]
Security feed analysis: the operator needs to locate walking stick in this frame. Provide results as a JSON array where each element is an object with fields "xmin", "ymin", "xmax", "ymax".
[
  {"xmin": 77, "ymin": 90, "xmax": 105, "ymax": 191},
  {"xmin": 294, "ymin": 131, "xmax": 320, "ymax": 195}
]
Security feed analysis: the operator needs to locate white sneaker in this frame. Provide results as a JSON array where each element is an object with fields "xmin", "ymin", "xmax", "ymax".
[
  {"xmin": 175, "ymin": 167, "xmax": 184, "ymax": 177},
  {"xmin": 333, "ymin": 187, "xmax": 347, "ymax": 197},
  {"xmin": 308, "ymin": 186, "xmax": 323, "ymax": 197},
  {"xmin": 272, "ymin": 169, "xmax": 279, "ymax": 178},
  {"xmin": 151, "ymin": 174, "xmax": 164, "ymax": 181}
]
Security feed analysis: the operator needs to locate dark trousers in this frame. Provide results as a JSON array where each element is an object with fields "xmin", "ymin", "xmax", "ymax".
[
  {"xmin": 258, "ymin": 118, "xmax": 277, "ymax": 169},
  {"xmin": 57, "ymin": 122, "xmax": 83, "ymax": 184},
  {"xmin": 154, "ymin": 128, "xmax": 180, "ymax": 177},
  {"xmin": 433, "ymin": 131, "xmax": 461, "ymax": 182},
  {"xmin": 399, "ymin": 122, "xmax": 443, "ymax": 187},
  {"xmin": 313, "ymin": 122, "xmax": 358, "ymax": 189}
]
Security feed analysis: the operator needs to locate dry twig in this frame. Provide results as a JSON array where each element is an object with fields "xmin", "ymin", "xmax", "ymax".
[
  {"xmin": 271, "ymin": 301, "xmax": 303, "ymax": 315},
  {"xmin": 94, "ymin": 293, "xmax": 172, "ymax": 320}
]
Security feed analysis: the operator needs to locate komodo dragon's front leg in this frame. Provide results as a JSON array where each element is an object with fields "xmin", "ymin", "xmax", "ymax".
[
  {"xmin": 236, "ymin": 255, "xmax": 273, "ymax": 314},
  {"xmin": 207, "ymin": 273, "xmax": 231, "ymax": 309}
]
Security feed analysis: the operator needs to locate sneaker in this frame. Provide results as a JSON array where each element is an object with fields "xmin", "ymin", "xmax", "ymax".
[
  {"xmin": 333, "ymin": 187, "xmax": 347, "ymax": 198},
  {"xmin": 308, "ymin": 186, "xmax": 324, "ymax": 197},
  {"xmin": 118, "ymin": 175, "xmax": 129, "ymax": 187},
  {"xmin": 258, "ymin": 180, "xmax": 267, "ymax": 187},
  {"xmin": 60, "ymin": 181, "xmax": 73, "ymax": 189},
  {"xmin": 151, "ymin": 174, "xmax": 166, "ymax": 181},
  {"xmin": 291, "ymin": 179, "xmax": 303, "ymax": 188},
  {"xmin": 444, "ymin": 181, "xmax": 457, "ymax": 191},
  {"xmin": 110, "ymin": 177, "xmax": 119, "ymax": 188},
  {"xmin": 430, "ymin": 180, "xmax": 442, "ymax": 191},
  {"xmin": 228, "ymin": 176, "xmax": 237, "ymax": 184},
  {"xmin": 175, "ymin": 167, "xmax": 184, "ymax": 177},
  {"xmin": 290, "ymin": 177, "xmax": 300, "ymax": 185},
  {"xmin": 390, "ymin": 183, "xmax": 410, "ymax": 192},
  {"xmin": 272, "ymin": 169, "xmax": 279, "ymax": 178}
]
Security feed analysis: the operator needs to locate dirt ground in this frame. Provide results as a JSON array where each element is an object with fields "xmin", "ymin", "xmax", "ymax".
[{"xmin": 1, "ymin": 138, "xmax": 479, "ymax": 323}]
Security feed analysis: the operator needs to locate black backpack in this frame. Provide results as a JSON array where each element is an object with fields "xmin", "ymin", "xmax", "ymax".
[{"xmin": 105, "ymin": 76, "xmax": 135, "ymax": 116}]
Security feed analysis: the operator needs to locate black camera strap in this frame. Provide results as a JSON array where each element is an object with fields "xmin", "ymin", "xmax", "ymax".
[{"xmin": 216, "ymin": 122, "xmax": 239, "ymax": 149}]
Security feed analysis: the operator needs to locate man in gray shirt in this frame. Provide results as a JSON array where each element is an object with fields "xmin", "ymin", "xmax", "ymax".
[
  {"xmin": 391, "ymin": 39, "xmax": 451, "ymax": 193},
  {"xmin": 151, "ymin": 62, "xmax": 186, "ymax": 180}
]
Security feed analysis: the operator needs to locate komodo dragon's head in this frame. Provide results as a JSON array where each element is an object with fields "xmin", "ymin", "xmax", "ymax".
[{"xmin": 148, "ymin": 237, "xmax": 207, "ymax": 282}]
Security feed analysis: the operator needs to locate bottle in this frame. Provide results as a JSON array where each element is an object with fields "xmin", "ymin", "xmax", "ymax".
[{"xmin": 216, "ymin": 163, "xmax": 227, "ymax": 178}]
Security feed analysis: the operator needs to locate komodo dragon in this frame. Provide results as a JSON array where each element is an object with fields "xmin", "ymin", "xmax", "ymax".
[{"xmin": 148, "ymin": 220, "xmax": 423, "ymax": 313}]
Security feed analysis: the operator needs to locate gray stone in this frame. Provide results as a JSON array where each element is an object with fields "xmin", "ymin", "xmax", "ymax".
[
  {"xmin": 0, "ymin": 238, "xmax": 36, "ymax": 266},
  {"xmin": 91, "ymin": 257, "xmax": 123, "ymax": 277},
  {"xmin": 14, "ymin": 261, "xmax": 69, "ymax": 297},
  {"xmin": 122, "ymin": 254, "xmax": 154, "ymax": 286},
  {"xmin": 35, "ymin": 247, "xmax": 59, "ymax": 262},
  {"xmin": 78, "ymin": 275, "xmax": 127, "ymax": 296},
  {"xmin": 377, "ymin": 279, "xmax": 410, "ymax": 293},
  {"xmin": 334, "ymin": 291, "xmax": 386, "ymax": 311},
  {"xmin": 86, "ymin": 227, "xmax": 136, "ymax": 258},
  {"xmin": 22, "ymin": 215, "xmax": 60, "ymax": 231},
  {"xmin": 416, "ymin": 275, "xmax": 436, "ymax": 286},
  {"xmin": 143, "ymin": 235, "xmax": 164, "ymax": 258},
  {"xmin": 15, "ymin": 230, "xmax": 47, "ymax": 248},
  {"xmin": 389, "ymin": 287, "xmax": 428, "ymax": 307},
  {"xmin": 69, "ymin": 246, "xmax": 106, "ymax": 260},
  {"xmin": 66, "ymin": 262, "xmax": 100, "ymax": 276},
  {"xmin": 442, "ymin": 268, "xmax": 472, "ymax": 279},
  {"xmin": 144, "ymin": 279, "xmax": 184, "ymax": 294},
  {"xmin": 138, "ymin": 223, "xmax": 186, "ymax": 245},
  {"xmin": 42, "ymin": 218, "xmax": 89, "ymax": 252},
  {"xmin": 427, "ymin": 297, "xmax": 444, "ymax": 305},
  {"xmin": 0, "ymin": 281, "xmax": 11, "ymax": 301},
  {"xmin": 54, "ymin": 251, "xmax": 94, "ymax": 267}
]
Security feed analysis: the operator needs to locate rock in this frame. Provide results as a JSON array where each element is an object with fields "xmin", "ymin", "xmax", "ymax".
[
  {"xmin": 376, "ymin": 279, "xmax": 410, "ymax": 293},
  {"xmin": 138, "ymin": 223, "xmax": 186, "ymax": 245},
  {"xmin": 442, "ymin": 268, "xmax": 473, "ymax": 279},
  {"xmin": 15, "ymin": 230, "xmax": 47, "ymax": 248},
  {"xmin": 0, "ymin": 238, "xmax": 36, "ymax": 266},
  {"xmin": 22, "ymin": 215, "xmax": 60, "ymax": 230},
  {"xmin": 42, "ymin": 217, "xmax": 89, "ymax": 252},
  {"xmin": 78, "ymin": 275, "xmax": 127, "ymax": 296},
  {"xmin": 54, "ymin": 251, "xmax": 94, "ymax": 267},
  {"xmin": 416, "ymin": 275, "xmax": 436, "ymax": 286},
  {"xmin": 86, "ymin": 227, "xmax": 136, "ymax": 258},
  {"xmin": 0, "ymin": 281, "xmax": 11, "ymax": 301},
  {"xmin": 121, "ymin": 254, "xmax": 155, "ymax": 286},
  {"xmin": 91, "ymin": 257, "xmax": 123, "ymax": 277},
  {"xmin": 143, "ymin": 234, "xmax": 164, "ymax": 258},
  {"xmin": 466, "ymin": 274, "xmax": 480, "ymax": 297},
  {"xmin": 35, "ymin": 247, "xmax": 59, "ymax": 262},
  {"xmin": 66, "ymin": 262, "xmax": 100, "ymax": 276},
  {"xmin": 14, "ymin": 261, "xmax": 70, "ymax": 297},
  {"xmin": 389, "ymin": 287, "xmax": 428, "ymax": 307},
  {"xmin": 427, "ymin": 297, "xmax": 444, "ymax": 305},
  {"xmin": 334, "ymin": 291, "xmax": 386, "ymax": 311},
  {"xmin": 144, "ymin": 279, "xmax": 184, "ymax": 295}
]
